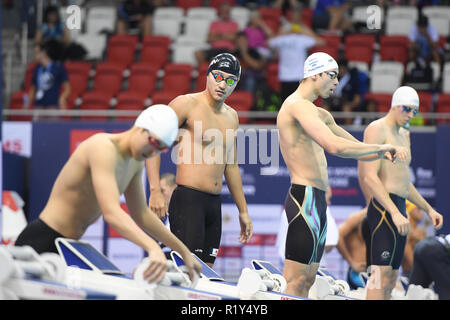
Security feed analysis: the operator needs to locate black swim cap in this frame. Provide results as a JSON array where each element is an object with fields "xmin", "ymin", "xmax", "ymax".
[{"xmin": 207, "ymin": 53, "xmax": 241, "ymax": 78}]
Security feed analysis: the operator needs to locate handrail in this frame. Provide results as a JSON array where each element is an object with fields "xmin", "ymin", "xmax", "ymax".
[{"xmin": 3, "ymin": 109, "xmax": 450, "ymax": 120}]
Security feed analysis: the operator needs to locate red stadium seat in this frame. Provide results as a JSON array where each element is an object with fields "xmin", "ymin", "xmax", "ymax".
[
  {"xmin": 436, "ymin": 94, "xmax": 450, "ymax": 124},
  {"xmin": 266, "ymin": 62, "xmax": 280, "ymax": 92},
  {"xmin": 151, "ymin": 91, "xmax": 178, "ymax": 105},
  {"xmin": 259, "ymin": 8, "xmax": 282, "ymax": 34},
  {"xmin": 159, "ymin": 63, "xmax": 194, "ymax": 94},
  {"xmin": 115, "ymin": 91, "xmax": 148, "ymax": 121},
  {"xmin": 65, "ymin": 61, "xmax": 92, "ymax": 109},
  {"xmin": 141, "ymin": 35, "xmax": 171, "ymax": 70},
  {"xmin": 309, "ymin": 45, "xmax": 339, "ymax": 60},
  {"xmin": 106, "ymin": 34, "xmax": 139, "ymax": 69},
  {"xmin": 344, "ymin": 34, "xmax": 375, "ymax": 64},
  {"xmin": 320, "ymin": 34, "xmax": 342, "ymax": 50},
  {"xmin": 8, "ymin": 90, "xmax": 32, "ymax": 121},
  {"xmin": 210, "ymin": 0, "xmax": 236, "ymax": 8},
  {"xmin": 92, "ymin": 63, "xmax": 124, "ymax": 97},
  {"xmin": 196, "ymin": 62, "xmax": 210, "ymax": 91},
  {"xmin": 227, "ymin": 91, "xmax": 254, "ymax": 124},
  {"xmin": 176, "ymin": 0, "xmax": 203, "ymax": 11},
  {"xmin": 127, "ymin": 63, "xmax": 158, "ymax": 98},
  {"xmin": 379, "ymin": 35, "xmax": 409, "ymax": 64},
  {"xmin": 151, "ymin": 63, "xmax": 193, "ymax": 104},
  {"xmin": 417, "ymin": 91, "xmax": 433, "ymax": 114},
  {"xmin": 79, "ymin": 91, "xmax": 112, "ymax": 121},
  {"xmin": 364, "ymin": 93, "xmax": 392, "ymax": 113}
]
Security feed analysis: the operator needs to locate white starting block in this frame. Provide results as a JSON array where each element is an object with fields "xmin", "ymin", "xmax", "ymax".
[
  {"xmin": 55, "ymin": 238, "xmax": 236, "ymax": 300},
  {"xmin": 171, "ymin": 251, "xmax": 306, "ymax": 300},
  {"xmin": 309, "ymin": 268, "xmax": 356, "ymax": 300},
  {"xmin": 0, "ymin": 245, "xmax": 115, "ymax": 300}
]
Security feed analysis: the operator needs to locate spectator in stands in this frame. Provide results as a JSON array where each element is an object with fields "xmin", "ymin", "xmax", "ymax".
[
  {"xmin": 243, "ymin": 10, "xmax": 274, "ymax": 59},
  {"xmin": 35, "ymin": 5, "xmax": 70, "ymax": 46},
  {"xmin": 234, "ymin": 32, "xmax": 267, "ymax": 94},
  {"xmin": 116, "ymin": 0, "xmax": 163, "ymax": 36},
  {"xmin": 195, "ymin": 2, "xmax": 239, "ymax": 65},
  {"xmin": 323, "ymin": 59, "xmax": 369, "ymax": 125},
  {"xmin": 312, "ymin": 0, "xmax": 352, "ymax": 34},
  {"xmin": 280, "ymin": 6, "xmax": 320, "ymax": 38},
  {"xmin": 236, "ymin": 0, "xmax": 270, "ymax": 7},
  {"xmin": 408, "ymin": 14, "xmax": 442, "ymax": 67},
  {"xmin": 27, "ymin": 40, "xmax": 71, "ymax": 111},
  {"xmin": 268, "ymin": 25, "xmax": 325, "ymax": 102},
  {"xmin": 273, "ymin": 0, "xmax": 302, "ymax": 14},
  {"xmin": 357, "ymin": 98, "xmax": 379, "ymax": 125}
]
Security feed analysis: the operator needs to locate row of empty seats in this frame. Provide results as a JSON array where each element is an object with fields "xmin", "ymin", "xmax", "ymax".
[{"xmin": 10, "ymin": 54, "xmax": 450, "ymax": 123}]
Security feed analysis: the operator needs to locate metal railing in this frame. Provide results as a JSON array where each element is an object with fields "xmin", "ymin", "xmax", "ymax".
[{"xmin": 3, "ymin": 109, "xmax": 450, "ymax": 126}]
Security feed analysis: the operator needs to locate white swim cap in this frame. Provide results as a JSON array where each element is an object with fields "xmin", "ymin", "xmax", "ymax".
[
  {"xmin": 134, "ymin": 104, "xmax": 179, "ymax": 147},
  {"xmin": 303, "ymin": 52, "xmax": 339, "ymax": 79},
  {"xmin": 391, "ymin": 86, "xmax": 420, "ymax": 108}
]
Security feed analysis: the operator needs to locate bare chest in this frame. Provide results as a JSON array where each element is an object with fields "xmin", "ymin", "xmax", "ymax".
[
  {"xmin": 184, "ymin": 109, "xmax": 236, "ymax": 149},
  {"xmin": 115, "ymin": 161, "xmax": 140, "ymax": 194}
]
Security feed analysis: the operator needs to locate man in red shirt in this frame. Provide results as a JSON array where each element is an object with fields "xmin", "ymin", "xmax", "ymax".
[{"xmin": 195, "ymin": 2, "xmax": 239, "ymax": 64}]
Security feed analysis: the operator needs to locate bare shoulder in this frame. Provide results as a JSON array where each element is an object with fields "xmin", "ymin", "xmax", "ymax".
[
  {"xmin": 364, "ymin": 118, "xmax": 386, "ymax": 134},
  {"xmin": 170, "ymin": 93, "xmax": 198, "ymax": 108},
  {"xmin": 282, "ymin": 96, "xmax": 317, "ymax": 117},
  {"xmin": 363, "ymin": 118, "xmax": 387, "ymax": 142},
  {"xmin": 317, "ymin": 107, "xmax": 334, "ymax": 124},
  {"xmin": 83, "ymin": 133, "xmax": 118, "ymax": 159}
]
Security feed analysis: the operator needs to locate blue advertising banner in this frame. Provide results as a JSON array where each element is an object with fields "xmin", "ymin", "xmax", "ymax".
[
  {"xmin": 29, "ymin": 123, "xmax": 438, "ymax": 219},
  {"xmin": 436, "ymin": 125, "xmax": 450, "ymax": 235}
]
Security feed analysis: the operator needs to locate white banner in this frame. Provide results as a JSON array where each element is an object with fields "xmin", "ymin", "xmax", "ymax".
[{"xmin": 2, "ymin": 122, "xmax": 32, "ymax": 158}]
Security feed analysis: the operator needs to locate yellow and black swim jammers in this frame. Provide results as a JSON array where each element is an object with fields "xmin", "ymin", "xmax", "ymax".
[
  {"xmin": 367, "ymin": 194, "xmax": 408, "ymax": 270},
  {"xmin": 284, "ymin": 184, "xmax": 328, "ymax": 265}
]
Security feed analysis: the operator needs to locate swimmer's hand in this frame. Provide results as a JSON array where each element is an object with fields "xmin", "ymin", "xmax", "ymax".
[
  {"xmin": 380, "ymin": 144, "xmax": 408, "ymax": 163},
  {"xmin": 180, "ymin": 250, "xmax": 202, "ymax": 282},
  {"xmin": 149, "ymin": 189, "xmax": 167, "ymax": 219},
  {"xmin": 238, "ymin": 212, "xmax": 253, "ymax": 243},
  {"xmin": 427, "ymin": 208, "xmax": 444, "ymax": 230},
  {"xmin": 143, "ymin": 247, "xmax": 168, "ymax": 284},
  {"xmin": 392, "ymin": 212, "xmax": 410, "ymax": 236}
]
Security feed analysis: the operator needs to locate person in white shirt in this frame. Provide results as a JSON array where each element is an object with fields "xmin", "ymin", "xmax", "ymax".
[
  {"xmin": 408, "ymin": 14, "xmax": 442, "ymax": 66},
  {"xmin": 268, "ymin": 27, "xmax": 325, "ymax": 101}
]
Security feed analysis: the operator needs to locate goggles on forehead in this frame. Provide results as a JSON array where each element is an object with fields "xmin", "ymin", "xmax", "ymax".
[
  {"xmin": 402, "ymin": 105, "xmax": 419, "ymax": 117},
  {"xmin": 211, "ymin": 72, "xmax": 237, "ymax": 86}
]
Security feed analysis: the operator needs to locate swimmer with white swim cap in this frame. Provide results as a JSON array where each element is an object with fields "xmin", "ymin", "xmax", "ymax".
[
  {"xmin": 276, "ymin": 52, "xmax": 408, "ymax": 297},
  {"xmin": 15, "ymin": 104, "xmax": 202, "ymax": 284},
  {"xmin": 359, "ymin": 86, "xmax": 443, "ymax": 300}
]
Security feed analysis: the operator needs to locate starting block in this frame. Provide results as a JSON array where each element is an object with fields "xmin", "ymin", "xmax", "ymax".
[
  {"xmin": 56, "ymin": 238, "xmax": 236, "ymax": 300},
  {"xmin": 0, "ymin": 245, "xmax": 115, "ymax": 300},
  {"xmin": 171, "ymin": 251, "xmax": 305, "ymax": 300}
]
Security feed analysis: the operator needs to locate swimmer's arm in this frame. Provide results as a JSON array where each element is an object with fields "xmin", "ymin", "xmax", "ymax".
[
  {"xmin": 407, "ymin": 184, "xmax": 443, "ymax": 230},
  {"xmin": 290, "ymin": 102, "xmax": 385, "ymax": 158},
  {"xmin": 145, "ymin": 96, "xmax": 189, "ymax": 217},
  {"xmin": 224, "ymin": 112, "xmax": 253, "ymax": 242},
  {"xmin": 358, "ymin": 124, "xmax": 403, "ymax": 217},
  {"xmin": 124, "ymin": 170, "xmax": 192, "ymax": 257},
  {"xmin": 89, "ymin": 143, "xmax": 159, "ymax": 252},
  {"xmin": 337, "ymin": 210, "xmax": 366, "ymax": 268},
  {"xmin": 323, "ymin": 109, "xmax": 384, "ymax": 162},
  {"xmin": 406, "ymin": 184, "xmax": 432, "ymax": 215}
]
